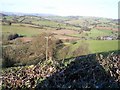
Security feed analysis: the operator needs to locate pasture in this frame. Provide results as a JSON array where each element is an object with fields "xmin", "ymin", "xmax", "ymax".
[
  {"xmin": 71, "ymin": 29, "xmax": 117, "ymax": 38},
  {"xmin": 68, "ymin": 40, "xmax": 119, "ymax": 54},
  {"xmin": 2, "ymin": 24, "xmax": 43, "ymax": 37}
]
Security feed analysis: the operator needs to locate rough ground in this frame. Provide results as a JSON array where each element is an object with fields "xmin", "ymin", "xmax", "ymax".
[{"xmin": 1, "ymin": 52, "xmax": 120, "ymax": 89}]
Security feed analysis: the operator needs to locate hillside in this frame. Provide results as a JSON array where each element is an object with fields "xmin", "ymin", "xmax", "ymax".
[
  {"xmin": 2, "ymin": 51, "xmax": 120, "ymax": 89},
  {"xmin": 1, "ymin": 12, "xmax": 120, "ymax": 89},
  {"xmin": 2, "ymin": 13, "xmax": 119, "ymax": 41}
]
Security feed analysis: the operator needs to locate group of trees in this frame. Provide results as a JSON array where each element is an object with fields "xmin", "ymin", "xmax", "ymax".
[{"xmin": 81, "ymin": 26, "xmax": 91, "ymax": 31}]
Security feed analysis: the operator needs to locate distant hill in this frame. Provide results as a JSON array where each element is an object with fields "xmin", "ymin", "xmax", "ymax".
[
  {"xmin": 0, "ymin": 13, "xmax": 7, "ymax": 16},
  {"xmin": 1, "ymin": 11, "xmax": 56, "ymax": 16}
]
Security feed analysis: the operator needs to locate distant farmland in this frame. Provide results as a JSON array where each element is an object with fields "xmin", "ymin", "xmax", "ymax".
[{"xmin": 2, "ymin": 24, "xmax": 42, "ymax": 37}]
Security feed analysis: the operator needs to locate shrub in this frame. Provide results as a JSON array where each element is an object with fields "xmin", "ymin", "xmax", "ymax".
[
  {"xmin": 72, "ymin": 42, "xmax": 89, "ymax": 57},
  {"xmin": 56, "ymin": 39, "xmax": 63, "ymax": 45},
  {"xmin": 57, "ymin": 45, "xmax": 70, "ymax": 60},
  {"xmin": 7, "ymin": 33, "xmax": 19, "ymax": 40}
]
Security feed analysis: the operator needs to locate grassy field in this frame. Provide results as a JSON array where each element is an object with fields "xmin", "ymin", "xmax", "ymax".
[
  {"xmin": 84, "ymin": 29, "xmax": 116, "ymax": 39},
  {"xmin": 69, "ymin": 40, "xmax": 119, "ymax": 54},
  {"xmin": 18, "ymin": 16, "xmax": 81, "ymax": 30},
  {"xmin": 70, "ymin": 29, "xmax": 117, "ymax": 39},
  {"xmin": 2, "ymin": 24, "xmax": 43, "ymax": 37},
  {"xmin": 87, "ymin": 40, "xmax": 119, "ymax": 53}
]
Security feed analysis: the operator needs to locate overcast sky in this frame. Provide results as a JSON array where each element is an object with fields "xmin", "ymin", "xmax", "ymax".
[{"xmin": 0, "ymin": 0, "xmax": 119, "ymax": 19}]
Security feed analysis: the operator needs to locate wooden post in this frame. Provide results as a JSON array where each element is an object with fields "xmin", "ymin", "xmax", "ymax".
[{"xmin": 45, "ymin": 37, "xmax": 48, "ymax": 60}]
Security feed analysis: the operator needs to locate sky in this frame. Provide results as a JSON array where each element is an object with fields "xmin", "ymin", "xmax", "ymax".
[{"xmin": 0, "ymin": 0, "xmax": 119, "ymax": 19}]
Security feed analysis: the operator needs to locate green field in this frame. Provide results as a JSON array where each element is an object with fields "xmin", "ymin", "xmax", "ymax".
[
  {"xmin": 85, "ymin": 29, "xmax": 113, "ymax": 37},
  {"xmin": 70, "ymin": 29, "xmax": 117, "ymax": 39},
  {"xmin": 18, "ymin": 16, "xmax": 81, "ymax": 30},
  {"xmin": 69, "ymin": 40, "xmax": 119, "ymax": 54},
  {"xmin": 87, "ymin": 40, "xmax": 119, "ymax": 53},
  {"xmin": 2, "ymin": 24, "xmax": 42, "ymax": 37}
]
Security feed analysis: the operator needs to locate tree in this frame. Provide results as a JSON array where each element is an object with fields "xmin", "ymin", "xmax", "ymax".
[{"xmin": 29, "ymin": 33, "xmax": 57, "ymax": 61}]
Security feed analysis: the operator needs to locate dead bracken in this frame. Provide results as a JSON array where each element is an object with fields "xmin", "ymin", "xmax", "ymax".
[{"xmin": 2, "ymin": 52, "xmax": 120, "ymax": 89}]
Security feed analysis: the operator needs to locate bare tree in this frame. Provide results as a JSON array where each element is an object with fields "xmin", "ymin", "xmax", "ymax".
[{"xmin": 30, "ymin": 33, "xmax": 57, "ymax": 61}]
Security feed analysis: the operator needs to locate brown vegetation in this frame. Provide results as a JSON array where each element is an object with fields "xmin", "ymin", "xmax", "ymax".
[
  {"xmin": 2, "ymin": 33, "xmax": 59, "ymax": 67},
  {"xmin": 2, "ymin": 51, "xmax": 120, "ymax": 89}
]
